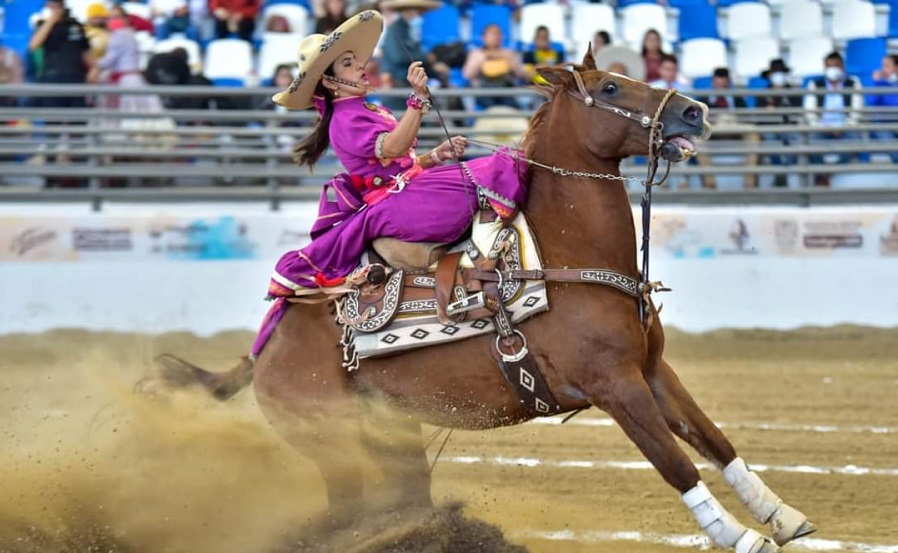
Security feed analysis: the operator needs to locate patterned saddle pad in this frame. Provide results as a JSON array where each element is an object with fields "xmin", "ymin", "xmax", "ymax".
[{"xmin": 342, "ymin": 212, "xmax": 549, "ymax": 360}]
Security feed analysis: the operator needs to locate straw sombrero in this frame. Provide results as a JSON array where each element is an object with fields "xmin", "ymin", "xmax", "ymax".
[
  {"xmin": 272, "ymin": 10, "xmax": 383, "ymax": 110},
  {"xmin": 380, "ymin": 0, "xmax": 441, "ymax": 11}
]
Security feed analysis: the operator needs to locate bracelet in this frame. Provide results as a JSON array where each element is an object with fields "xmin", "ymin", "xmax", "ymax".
[
  {"xmin": 430, "ymin": 149, "xmax": 442, "ymax": 165},
  {"xmin": 406, "ymin": 92, "xmax": 432, "ymax": 113}
]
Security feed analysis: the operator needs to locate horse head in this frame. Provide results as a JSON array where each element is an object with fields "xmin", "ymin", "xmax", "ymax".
[{"xmin": 533, "ymin": 50, "xmax": 711, "ymax": 165}]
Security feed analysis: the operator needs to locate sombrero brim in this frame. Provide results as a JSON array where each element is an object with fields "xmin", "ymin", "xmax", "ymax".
[
  {"xmin": 381, "ymin": 0, "xmax": 441, "ymax": 12},
  {"xmin": 272, "ymin": 10, "xmax": 383, "ymax": 110}
]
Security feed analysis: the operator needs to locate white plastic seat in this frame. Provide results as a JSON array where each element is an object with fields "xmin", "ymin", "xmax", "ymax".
[
  {"xmin": 722, "ymin": 2, "xmax": 772, "ymax": 40},
  {"xmin": 258, "ymin": 34, "xmax": 300, "ymax": 81},
  {"xmin": 262, "ymin": 3, "xmax": 310, "ymax": 35},
  {"xmin": 831, "ymin": 0, "xmax": 878, "ymax": 40},
  {"xmin": 786, "ymin": 36, "xmax": 834, "ymax": 78},
  {"xmin": 733, "ymin": 36, "xmax": 781, "ymax": 81},
  {"xmin": 778, "ymin": 1, "xmax": 824, "ymax": 40},
  {"xmin": 154, "ymin": 35, "xmax": 203, "ymax": 71},
  {"xmin": 570, "ymin": 3, "xmax": 618, "ymax": 46},
  {"xmin": 621, "ymin": 3, "xmax": 671, "ymax": 50},
  {"xmin": 678, "ymin": 37, "xmax": 728, "ymax": 80},
  {"xmin": 519, "ymin": 2, "xmax": 567, "ymax": 47},
  {"xmin": 204, "ymin": 38, "xmax": 254, "ymax": 83},
  {"xmin": 134, "ymin": 30, "xmax": 156, "ymax": 69}
]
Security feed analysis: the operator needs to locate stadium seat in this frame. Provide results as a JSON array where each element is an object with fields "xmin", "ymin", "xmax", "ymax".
[
  {"xmin": 570, "ymin": 4, "xmax": 618, "ymax": 46},
  {"xmin": 778, "ymin": 1, "xmax": 824, "ymax": 40},
  {"xmin": 519, "ymin": 3, "xmax": 566, "ymax": 47},
  {"xmin": 154, "ymin": 34, "xmax": 203, "ymax": 71},
  {"xmin": 831, "ymin": 0, "xmax": 878, "ymax": 40},
  {"xmin": 722, "ymin": 2, "xmax": 772, "ymax": 40},
  {"xmin": 678, "ymin": 37, "xmax": 728, "ymax": 80},
  {"xmin": 745, "ymin": 74, "xmax": 770, "ymax": 108},
  {"xmin": 845, "ymin": 36, "xmax": 887, "ymax": 78},
  {"xmin": 120, "ymin": 2, "xmax": 153, "ymax": 22},
  {"xmin": 421, "ymin": 4, "xmax": 461, "ymax": 51},
  {"xmin": 786, "ymin": 36, "xmax": 834, "ymax": 78},
  {"xmin": 677, "ymin": 3, "xmax": 719, "ymax": 41},
  {"xmin": 135, "ymin": 30, "xmax": 156, "ymax": 69},
  {"xmin": 258, "ymin": 34, "xmax": 299, "ymax": 82},
  {"xmin": 620, "ymin": 3, "xmax": 672, "ymax": 50},
  {"xmin": 716, "ymin": 0, "xmax": 756, "ymax": 7},
  {"xmin": 469, "ymin": 4, "xmax": 512, "ymax": 48},
  {"xmin": 733, "ymin": 36, "xmax": 781, "ymax": 82},
  {"xmin": 262, "ymin": 3, "xmax": 310, "ymax": 36},
  {"xmin": 666, "ymin": 0, "xmax": 707, "ymax": 9},
  {"xmin": 691, "ymin": 75, "xmax": 712, "ymax": 90},
  {"xmin": 204, "ymin": 38, "xmax": 254, "ymax": 85},
  {"xmin": 2, "ymin": 0, "xmax": 43, "ymax": 33}
]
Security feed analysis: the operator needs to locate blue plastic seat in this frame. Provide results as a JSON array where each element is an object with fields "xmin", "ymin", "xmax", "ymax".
[
  {"xmin": 745, "ymin": 75, "xmax": 770, "ymax": 108},
  {"xmin": 422, "ymin": 4, "xmax": 461, "ymax": 51},
  {"xmin": 469, "ymin": 4, "xmax": 512, "ymax": 48},
  {"xmin": 677, "ymin": 3, "xmax": 719, "ymax": 40},
  {"xmin": 845, "ymin": 37, "xmax": 887, "ymax": 79},
  {"xmin": 2, "ymin": 0, "xmax": 44, "ymax": 33},
  {"xmin": 716, "ymin": 0, "xmax": 755, "ymax": 7},
  {"xmin": 692, "ymin": 76, "xmax": 713, "ymax": 90},
  {"xmin": 667, "ymin": 0, "xmax": 709, "ymax": 7}
]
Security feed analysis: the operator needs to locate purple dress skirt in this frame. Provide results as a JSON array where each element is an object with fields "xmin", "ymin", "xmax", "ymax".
[{"xmin": 251, "ymin": 96, "xmax": 528, "ymax": 357}]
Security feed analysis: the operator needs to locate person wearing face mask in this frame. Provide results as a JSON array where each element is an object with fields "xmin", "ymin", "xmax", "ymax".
[
  {"xmin": 756, "ymin": 59, "xmax": 802, "ymax": 186},
  {"xmin": 249, "ymin": 11, "xmax": 528, "ymax": 358},
  {"xmin": 378, "ymin": 0, "xmax": 448, "ymax": 112},
  {"xmin": 803, "ymin": 51, "xmax": 864, "ymax": 186},
  {"xmin": 867, "ymin": 54, "xmax": 898, "ymax": 164}
]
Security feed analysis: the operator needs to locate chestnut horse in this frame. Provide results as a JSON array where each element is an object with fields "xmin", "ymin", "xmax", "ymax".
[{"xmin": 159, "ymin": 53, "xmax": 814, "ymax": 553}]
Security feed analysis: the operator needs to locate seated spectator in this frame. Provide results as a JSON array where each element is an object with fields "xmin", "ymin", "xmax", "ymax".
[
  {"xmin": 462, "ymin": 23, "xmax": 526, "ymax": 109},
  {"xmin": 590, "ymin": 29, "xmax": 611, "ymax": 58},
  {"xmin": 379, "ymin": 0, "xmax": 445, "ymax": 112},
  {"xmin": 266, "ymin": 15, "xmax": 292, "ymax": 32},
  {"xmin": 868, "ymin": 54, "xmax": 898, "ymax": 164},
  {"xmin": 210, "ymin": 0, "xmax": 260, "ymax": 42},
  {"xmin": 523, "ymin": 25, "xmax": 564, "ymax": 82},
  {"xmin": 316, "ymin": 0, "xmax": 349, "ymax": 34},
  {"xmin": 756, "ymin": 58, "xmax": 802, "ymax": 186},
  {"xmin": 641, "ymin": 28, "xmax": 666, "ymax": 83},
  {"xmin": 803, "ymin": 51, "xmax": 864, "ymax": 186},
  {"xmin": 115, "ymin": 4, "xmax": 156, "ymax": 34},
  {"xmin": 696, "ymin": 67, "xmax": 753, "ymax": 188},
  {"xmin": 0, "ymin": 40, "xmax": 24, "ymax": 107},
  {"xmin": 648, "ymin": 53, "xmax": 687, "ymax": 90},
  {"xmin": 699, "ymin": 67, "xmax": 746, "ymax": 111},
  {"xmin": 145, "ymin": 46, "xmax": 192, "ymax": 87},
  {"xmin": 84, "ymin": 3, "xmax": 111, "ymax": 60},
  {"xmin": 150, "ymin": 0, "xmax": 192, "ymax": 38},
  {"xmin": 257, "ymin": 63, "xmax": 303, "ymax": 150}
]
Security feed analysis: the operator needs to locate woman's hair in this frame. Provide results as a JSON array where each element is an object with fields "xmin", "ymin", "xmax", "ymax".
[
  {"xmin": 641, "ymin": 28, "xmax": 663, "ymax": 58},
  {"xmin": 293, "ymin": 67, "xmax": 336, "ymax": 169}
]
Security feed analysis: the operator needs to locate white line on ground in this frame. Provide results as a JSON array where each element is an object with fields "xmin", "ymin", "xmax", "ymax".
[
  {"xmin": 516, "ymin": 530, "xmax": 898, "ymax": 552},
  {"xmin": 530, "ymin": 416, "xmax": 898, "ymax": 435},
  {"xmin": 442, "ymin": 456, "xmax": 898, "ymax": 476}
]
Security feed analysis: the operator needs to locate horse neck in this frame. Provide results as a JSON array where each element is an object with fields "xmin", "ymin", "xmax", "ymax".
[{"xmin": 523, "ymin": 105, "xmax": 638, "ymax": 275}]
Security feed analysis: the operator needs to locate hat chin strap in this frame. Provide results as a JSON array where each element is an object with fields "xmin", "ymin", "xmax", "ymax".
[{"xmin": 323, "ymin": 75, "xmax": 371, "ymax": 93}]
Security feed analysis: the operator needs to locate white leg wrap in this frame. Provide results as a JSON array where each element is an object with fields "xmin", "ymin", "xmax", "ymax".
[
  {"xmin": 723, "ymin": 457, "xmax": 782, "ymax": 523},
  {"xmin": 724, "ymin": 457, "xmax": 811, "ymax": 546},
  {"xmin": 682, "ymin": 482, "xmax": 748, "ymax": 548}
]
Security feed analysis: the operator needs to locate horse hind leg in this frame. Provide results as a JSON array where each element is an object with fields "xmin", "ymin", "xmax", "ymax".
[
  {"xmin": 646, "ymin": 358, "xmax": 816, "ymax": 546},
  {"xmin": 585, "ymin": 368, "xmax": 778, "ymax": 553}
]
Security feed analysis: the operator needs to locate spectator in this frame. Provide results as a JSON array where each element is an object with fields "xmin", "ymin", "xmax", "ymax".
[
  {"xmin": 523, "ymin": 25, "xmax": 564, "ymax": 82},
  {"xmin": 28, "ymin": 0, "xmax": 94, "ymax": 106},
  {"xmin": 145, "ymin": 46, "xmax": 192, "ymax": 88},
  {"xmin": 257, "ymin": 63, "xmax": 303, "ymax": 151},
  {"xmin": 648, "ymin": 53, "xmax": 686, "ymax": 89},
  {"xmin": 590, "ymin": 29, "xmax": 611, "ymax": 58},
  {"xmin": 149, "ymin": 0, "xmax": 192, "ymax": 38},
  {"xmin": 608, "ymin": 61, "xmax": 628, "ymax": 76},
  {"xmin": 0, "ymin": 40, "xmax": 24, "ymax": 107},
  {"xmin": 316, "ymin": 0, "xmax": 349, "ymax": 34},
  {"xmin": 641, "ymin": 28, "xmax": 666, "ymax": 83},
  {"xmin": 84, "ymin": 3, "xmax": 111, "ymax": 60},
  {"xmin": 462, "ymin": 23, "xmax": 526, "ymax": 109},
  {"xmin": 868, "ymin": 54, "xmax": 898, "ymax": 164},
  {"xmin": 756, "ymin": 58, "xmax": 802, "ymax": 186},
  {"xmin": 266, "ymin": 15, "xmax": 291, "ymax": 32},
  {"xmin": 699, "ymin": 67, "xmax": 746, "ymax": 110},
  {"xmin": 803, "ymin": 51, "xmax": 864, "ymax": 185},
  {"xmin": 379, "ymin": 0, "xmax": 444, "ymax": 112},
  {"xmin": 697, "ymin": 67, "xmax": 753, "ymax": 188},
  {"xmin": 210, "ymin": 0, "xmax": 261, "ymax": 42}
]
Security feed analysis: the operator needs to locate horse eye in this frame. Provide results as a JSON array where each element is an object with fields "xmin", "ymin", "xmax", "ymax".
[{"xmin": 603, "ymin": 82, "xmax": 618, "ymax": 95}]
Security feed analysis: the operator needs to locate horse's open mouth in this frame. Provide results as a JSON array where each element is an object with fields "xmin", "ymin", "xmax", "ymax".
[{"xmin": 660, "ymin": 136, "xmax": 697, "ymax": 163}]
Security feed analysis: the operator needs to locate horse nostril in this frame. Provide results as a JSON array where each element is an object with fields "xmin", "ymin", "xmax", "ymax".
[{"xmin": 683, "ymin": 105, "xmax": 700, "ymax": 123}]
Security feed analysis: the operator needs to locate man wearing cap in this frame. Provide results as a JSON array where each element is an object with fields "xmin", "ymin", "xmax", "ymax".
[
  {"xmin": 756, "ymin": 59, "xmax": 802, "ymax": 186},
  {"xmin": 84, "ymin": 2, "xmax": 110, "ymax": 60}
]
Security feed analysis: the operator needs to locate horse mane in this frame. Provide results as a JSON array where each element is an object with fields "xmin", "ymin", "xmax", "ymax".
[{"xmin": 520, "ymin": 62, "xmax": 591, "ymax": 161}]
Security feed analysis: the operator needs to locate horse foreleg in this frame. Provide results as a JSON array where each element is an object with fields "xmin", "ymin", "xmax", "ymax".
[
  {"xmin": 588, "ymin": 370, "xmax": 778, "ymax": 553},
  {"xmin": 646, "ymin": 358, "xmax": 816, "ymax": 546}
]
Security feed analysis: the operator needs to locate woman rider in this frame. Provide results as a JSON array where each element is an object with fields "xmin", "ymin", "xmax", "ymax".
[{"xmin": 252, "ymin": 10, "xmax": 528, "ymax": 357}]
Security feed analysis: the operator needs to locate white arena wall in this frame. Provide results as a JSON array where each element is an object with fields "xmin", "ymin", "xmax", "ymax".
[{"xmin": 1, "ymin": 203, "xmax": 897, "ymax": 335}]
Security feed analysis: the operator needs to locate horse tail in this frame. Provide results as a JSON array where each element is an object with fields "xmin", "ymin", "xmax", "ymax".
[{"xmin": 155, "ymin": 354, "xmax": 254, "ymax": 401}]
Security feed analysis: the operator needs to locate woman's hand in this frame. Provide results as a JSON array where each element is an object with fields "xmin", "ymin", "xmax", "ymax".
[
  {"xmin": 434, "ymin": 135, "xmax": 468, "ymax": 162},
  {"xmin": 407, "ymin": 61, "xmax": 430, "ymax": 99}
]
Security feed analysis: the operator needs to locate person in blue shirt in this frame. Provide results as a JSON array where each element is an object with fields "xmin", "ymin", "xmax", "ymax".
[{"xmin": 868, "ymin": 54, "xmax": 898, "ymax": 163}]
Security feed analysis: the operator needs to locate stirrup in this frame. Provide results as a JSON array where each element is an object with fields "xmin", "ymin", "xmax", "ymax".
[{"xmin": 446, "ymin": 291, "xmax": 486, "ymax": 316}]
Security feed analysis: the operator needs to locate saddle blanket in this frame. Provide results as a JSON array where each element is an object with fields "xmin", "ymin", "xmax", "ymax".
[{"xmin": 349, "ymin": 212, "xmax": 549, "ymax": 359}]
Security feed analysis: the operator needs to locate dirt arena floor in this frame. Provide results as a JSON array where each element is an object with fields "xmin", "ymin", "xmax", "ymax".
[{"xmin": 1, "ymin": 326, "xmax": 897, "ymax": 552}]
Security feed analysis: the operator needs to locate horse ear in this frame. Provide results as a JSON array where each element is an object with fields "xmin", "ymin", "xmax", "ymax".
[
  {"xmin": 536, "ymin": 65, "xmax": 573, "ymax": 87},
  {"xmin": 582, "ymin": 43, "xmax": 597, "ymax": 70}
]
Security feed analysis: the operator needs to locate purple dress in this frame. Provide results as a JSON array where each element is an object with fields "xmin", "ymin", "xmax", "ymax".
[{"xmin": 252, "ymin": 96, "xmax": 527, "ymax": 357}]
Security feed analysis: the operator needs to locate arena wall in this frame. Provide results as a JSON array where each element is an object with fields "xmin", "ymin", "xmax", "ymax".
[{"xmin": 1, "ymin": 203, "xmax": 896, "ymax": 334}]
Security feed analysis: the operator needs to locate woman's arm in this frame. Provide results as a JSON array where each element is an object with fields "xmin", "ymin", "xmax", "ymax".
[
  {"xmin": 462, "ymin": 49, "xmax": 483, "ymax": 82},
  {"xmin": 380, "ymin": 61, "xmax": 430, "ymax": 159}
]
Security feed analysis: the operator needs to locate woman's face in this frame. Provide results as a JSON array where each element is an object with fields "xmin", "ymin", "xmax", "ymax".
[
  {"xmin": 644, "ymin": 31, "xmax": 660, "ymax": 52},
  {"xmin": 326, "ymin": 0, "xmax": 345, "ymax": 17},
  {"xmin": 483, "ymin": 26, "xmax": 502, "ymax": 49},
  {"xmin": 274, "ymin": 67, "xmax": 293, "ymax": 88},
  {"xmin": 327, "ymin": 51, "xmax": 370, "ymax": 96}
]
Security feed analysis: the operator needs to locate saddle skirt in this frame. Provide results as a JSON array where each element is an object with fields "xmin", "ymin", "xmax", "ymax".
[{"xmin": 338, "ymin": 211, "xmax": 549, "ymax": 362}]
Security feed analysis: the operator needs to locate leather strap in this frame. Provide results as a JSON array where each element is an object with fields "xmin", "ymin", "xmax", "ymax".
[
  {"xmin": 467, "ymin": 268, "xmax": 641, "ymax": 298},
  {"xmin": 435, "ymin": 251, "xmax": 463, "ymax": 325}
]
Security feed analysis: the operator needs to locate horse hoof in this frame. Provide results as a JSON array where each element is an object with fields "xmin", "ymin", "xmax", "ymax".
[
  {"xmin": 770, "ymin": 503, "xmax": 817, "ymax": 546},
  {"xmin": 735, "ymin": 529, "xmax": 780, "ymax": 553}
]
